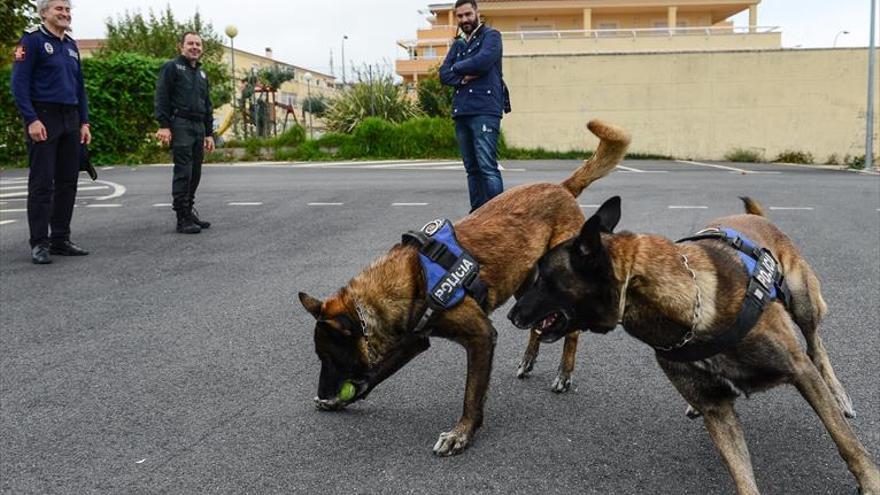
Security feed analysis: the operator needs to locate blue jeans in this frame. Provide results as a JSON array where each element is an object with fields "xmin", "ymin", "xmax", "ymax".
[{"xmin": 454, "ymin": 115, "xmax": 503, "ymax": 211}]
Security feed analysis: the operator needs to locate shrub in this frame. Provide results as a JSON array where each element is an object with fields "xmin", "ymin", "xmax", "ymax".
[
  {"xmin": 323, "ymin": 73, "xmax": 422, "ymax": 133},
  {"xmin": 82, "ymin": 53, "xmax": 165, "ymax": 164},
  {"xmin": 417, "ymin": 77, "xmax": 453, "ymax": 117},
  {"xmin": 270, "ymin": 125, "xmax": 306, "ymax": 147},
  {"xmin": 826, "ymin": 153, "xmax": 840, "ymax": 165},
  {"xmin": 724, "ymin": 148, "xmax": 765, "ymax": 163},
  {"xmin": 847, "ymin": 154, "xmax": 878, "ymax": 169},
  {"xmin": 773, "ymin": 150, "xmax": 814, "ymax": 164}
]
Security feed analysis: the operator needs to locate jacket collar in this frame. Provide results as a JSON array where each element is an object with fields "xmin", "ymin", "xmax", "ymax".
[
  {"xmin": 39, "ymin": 24, "xmax": 69, "ymax": 42},
  {"xmin": 176, "ymin": 54, "xmax": 201, "ymax": 68},
  {"xmin": 465, "ymin": 23, "xmax": 485, "ymax": 44}
]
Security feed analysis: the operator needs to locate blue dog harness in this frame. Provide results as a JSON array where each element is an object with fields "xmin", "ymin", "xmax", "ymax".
[
  {"xmin": 402, "ymin": 219, "xmax": 489, "ymax": 334},
  {"xmin": 656, "ymin": 227, "xmax": 792, "ymax": 362}
]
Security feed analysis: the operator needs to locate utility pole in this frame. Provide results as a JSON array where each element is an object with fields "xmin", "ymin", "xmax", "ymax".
[
  {"xmin": 342, "ymin": 35, "xmax": 348, "ymax": 85},
  {"xmin": 865, "ymin": 0, "xmax": 877, "ymax": 170}
]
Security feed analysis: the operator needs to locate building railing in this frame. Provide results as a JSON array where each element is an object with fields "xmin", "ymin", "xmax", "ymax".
[
  {"xmin": 397, "ymin": 26, "xmax": 780, "ymax": 56},
  {"xmin": 502, "ymin": 25, "xmax": 780, "ymax": 41}
]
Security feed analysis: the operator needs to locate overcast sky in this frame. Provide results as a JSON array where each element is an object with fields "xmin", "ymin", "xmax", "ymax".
[{"xmin": 65, "ymin": 0, "xmax": 877, "ymax": 77}]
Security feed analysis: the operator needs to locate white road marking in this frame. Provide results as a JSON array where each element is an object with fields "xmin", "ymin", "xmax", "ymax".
[
  {"xmin": 616, "ymin": 165, "xmax": 667, "ymax": 173},
  {"xmin": 86, "ymin": 204, "xmax": 122, "ymax": 208},
  {"xmin": 308, "ymin": 202, "xmax": 343, "ymax": 206},
  {"xmin": 769, "ymin": 206, "xmax": 814, "ymax": 211},
  {"xmin": 100, "ymin": 166, "xmax": 115, "ymax": 171},
  {"xmin": 392, "ymin": 202, "xmax": 429, "ymax": 206},
  {"xmin": 677, "ymin": 160, "xmax": 781, "ymax": 174},
  {"xmin": 0, "ymin": 208, "xmax": 26, "ymax": 213},
  {"xmin": 228, "ymin": 202, "xmax": 263, "ymax": 206},
  {"xmin": 93, "ymin": 180, "xmax": 126, "ymax": 200},
  {"xmin": 0, "ymin": 178, "xmax": 26, "ymax": 185},
  {"xmin": 0, "ymin": 185, "xmax": 27, "ymax": 191},
  {"xmin": 669, "ymin": 205, "xmax": 709, "ymax": 209},
  {"xmin": 152, "ymin": 203, "xmax": 172, "ymax": 207},
  {"xmin": 0, "ymin": 220, "xmax": 16, "ymax": 226},
  {"xmin": 362, "ymin": 161, "xmax": 462, "ymax": 169},
  {"xmin": 579, "ymin": 204, "xmax": 600, "ymax": 208}
]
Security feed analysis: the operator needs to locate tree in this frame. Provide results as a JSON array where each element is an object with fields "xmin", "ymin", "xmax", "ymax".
[
  {"xmin": 1, "ymin": 0, "xmax": 37, "ymax": 64},
  {"xmin": 101, "ymin": 6, "xmax": 231, "ymax": 107}
]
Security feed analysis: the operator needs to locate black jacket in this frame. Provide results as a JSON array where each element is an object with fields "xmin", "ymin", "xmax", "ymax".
[{"xmin": 154, "ymin": 55, "xmax": 213, "ymax": 136}]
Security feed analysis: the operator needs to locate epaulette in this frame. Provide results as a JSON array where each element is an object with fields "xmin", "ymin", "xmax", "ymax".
[{"xmin": 24, "ymin": 25, "xmax": 39, "ymax": 34}]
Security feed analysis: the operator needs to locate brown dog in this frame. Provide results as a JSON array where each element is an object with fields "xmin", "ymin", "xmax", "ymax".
[
  {"xmin": 298, "ymin": 120, "xmax": 630, "ymax": 456},
  {"xmin": 508, "ymin": 196, "xmax": 880, "ymax": 493}
]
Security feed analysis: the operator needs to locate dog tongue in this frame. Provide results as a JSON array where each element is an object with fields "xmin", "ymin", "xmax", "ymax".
[{"xmin": 541, "ymin": 313, "xmax": 556, "ymax": 329}]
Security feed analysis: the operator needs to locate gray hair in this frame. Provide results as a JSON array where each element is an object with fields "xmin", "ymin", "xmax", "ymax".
[{"xmin": 37, "ymin": 0, "xmax": 71, "ymax": 16}]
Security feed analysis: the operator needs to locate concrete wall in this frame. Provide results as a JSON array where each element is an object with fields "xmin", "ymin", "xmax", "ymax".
[{"xmin": 502, "ymin": 48, "xmax": 879, "ymax": 161}]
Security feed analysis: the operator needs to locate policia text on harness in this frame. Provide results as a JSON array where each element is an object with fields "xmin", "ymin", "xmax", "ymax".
[
  {"xmin": 402, "ymin": 219, "xmax": 489, "ymax": 334},
  {"xmin": 655, "ymin": 227, "xmax": 793, "ymax": 362}
]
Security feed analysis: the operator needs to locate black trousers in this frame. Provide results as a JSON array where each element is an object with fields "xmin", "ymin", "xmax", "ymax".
[
  {"xmin": 26, "ymin": 103, "xmax": 81, "ymax": 248},
  {"xmin": 170, "ymin": 118, "xmax": 205, "ymax": 211}
]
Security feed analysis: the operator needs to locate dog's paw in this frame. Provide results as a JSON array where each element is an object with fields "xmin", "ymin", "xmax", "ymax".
[
  {"xmin": 432, "ymin": 430, "xmax": 471, "ymax": 457},
  {"xmin": 550, "ymin": 373, "xmax": 572, "ymax": 393},
  {"xmin": 834, "ymin": 390, "xmax": 856, "ymax": 419},
  {"xmin": 685, "ymin": 405, "xmax": 702, "ymax": 419},
  {"xmin": 313, "ymin": 397, "xmax": 346, "ymax": 412},
  {"xmin": 516, "ymin": 355, "xmax": 536, "ymax": 379}
]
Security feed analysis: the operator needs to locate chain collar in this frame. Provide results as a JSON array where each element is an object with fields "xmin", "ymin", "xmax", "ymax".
[
  {"xmin": 655, "ymin": 252, "xmax": 702, "ymax": 352},
  {"xmin": 354, "ymin": 302, "xmax": 377, "ymax": 367}
]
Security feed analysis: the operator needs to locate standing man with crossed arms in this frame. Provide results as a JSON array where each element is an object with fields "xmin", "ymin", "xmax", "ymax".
[
  {"xmin": 440, "ymin": 0, "xmax": 511, "ymax": 212},
  {"xmin": 155, "ymin": 31, "xmax": 214, "ymax": 234},
  {"xmin": 11, "ymin": 0, "xmax": 92, "ymax": 264}
]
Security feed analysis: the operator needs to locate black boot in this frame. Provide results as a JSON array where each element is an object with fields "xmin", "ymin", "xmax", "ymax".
[
  {"xmin": 190, "ymin": 206, "xmax": 211, "ymax": 229},
  {"xmin": 176, "ymin": 209, "xmax": 201, "ymax": 234}
]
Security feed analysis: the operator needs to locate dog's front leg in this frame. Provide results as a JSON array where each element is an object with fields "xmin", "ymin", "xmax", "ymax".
[
  {"xmin": 433, "ymin": 319, "xmax": 497, "ymax": 457},
  {"xmin": 701, "ymin": 400, "xmax": 760, "ymax": 495}
]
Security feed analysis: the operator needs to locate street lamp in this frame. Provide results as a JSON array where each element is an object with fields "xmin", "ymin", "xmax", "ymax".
[
  {"xmin": 833, "ymin": 30, "xmax": 850, "ymax": 48},
  {"xmin": 225, "ymin": 25, "xmax": 239, "ymax": 137},
  {"xmin": 341, "ymin": 35, "xmax": 348, "ymax": 85},
  {"xmin": 304, "ymin": 72, "xmax": 314, "ymax": 139}
]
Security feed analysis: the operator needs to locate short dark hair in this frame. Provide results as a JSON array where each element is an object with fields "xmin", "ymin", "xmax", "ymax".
[
  {"xmin": 454, "ymin": 0, "xmax": 477, "ymax": 10},
  {"xmin": 179, "ymin": 31, "xmax": 201, "ymax": 44}
]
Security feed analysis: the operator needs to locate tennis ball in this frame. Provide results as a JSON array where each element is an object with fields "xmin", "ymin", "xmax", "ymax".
[{"xmin": 337, "ymin": 381, "xmax": 356, "ymax": 402}]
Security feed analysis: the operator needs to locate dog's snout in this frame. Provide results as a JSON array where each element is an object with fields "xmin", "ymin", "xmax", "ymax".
[{"xmin": 507, "ymin": 305, "xmax": 528, "ymax": 329}]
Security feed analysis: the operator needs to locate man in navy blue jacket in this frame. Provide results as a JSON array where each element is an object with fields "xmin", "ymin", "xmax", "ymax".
[
  {"xmin": 440, "ymin": 0, "xmax": 511, "ymax": 212},
  {"xmin": 11, "ymin": 0, "xmax": 91, "ymax": 264}
]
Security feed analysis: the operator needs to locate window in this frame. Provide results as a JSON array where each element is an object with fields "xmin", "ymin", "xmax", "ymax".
[
  {"xmin": 422, "ymin": 46, "xmax": 438, "ymax": 59},
  {"xmin": 597, "ymin": 22, "xmax": 619, "ymax": 37}
]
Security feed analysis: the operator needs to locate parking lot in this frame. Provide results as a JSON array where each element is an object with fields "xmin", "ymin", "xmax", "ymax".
[{"xmin": 1, "ymin": 159, "xmax": 878, "ymax": 494}]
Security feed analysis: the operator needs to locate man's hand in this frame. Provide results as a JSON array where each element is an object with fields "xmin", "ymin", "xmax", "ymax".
[
  {"xmin": 461, "ymin": 75, "xmax": 478, "ymax": 84},
  {"xmin": 156, "ymin": 128, "xmax": 172, "ymax": 146},
  {"xmin": 28, "ymin": 120, "xmax": 47, "ymax": 142},
  {"xmin": 80, "ymin": 124, "xmax": 91, "ymax": 145},
  {"xmin": 204, "ymin": 136, "xmax": 215, "ymax": 153}
]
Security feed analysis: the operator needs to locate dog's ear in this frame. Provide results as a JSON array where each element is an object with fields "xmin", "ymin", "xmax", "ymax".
[
  {"xmin": 594, "ymin": 196, "xmax": 621, "ymax": 233},
  {"xmin": 575, "ymin": 214, "xmax": 605, "ymax": 257},
  {"xmin": 321, "ymin": 316, "xmax": 354, "ymax": 337},
  {"xmin": 298, "ymin": 292, "xmax": 323, "ymax": 320}
]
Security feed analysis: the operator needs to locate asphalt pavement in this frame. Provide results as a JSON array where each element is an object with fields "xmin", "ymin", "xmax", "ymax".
[{"xmin": 1, "ymin": 159, "xmax": 878, "ymax": 494}]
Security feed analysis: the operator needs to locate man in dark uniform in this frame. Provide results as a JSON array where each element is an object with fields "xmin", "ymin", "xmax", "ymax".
[
  {"xmin": 439, "ymin": 0, "xmax": 511, "ymax": 212},
  {"xmin": 11, "ymin": 0, "xmax": 92, "ymax": 264},
  {"xmin": 154, "ymin": 31, "xmax": 214, "ymax": 234}
]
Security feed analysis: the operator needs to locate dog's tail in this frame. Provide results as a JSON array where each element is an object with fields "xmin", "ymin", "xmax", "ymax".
[
  {"xmin": 561, "ymin": 119, "xmax": 631, "ymax": 197},
  {"xmin": 739, "ymin": 196, "xmax": 768, "ymax": 217}
]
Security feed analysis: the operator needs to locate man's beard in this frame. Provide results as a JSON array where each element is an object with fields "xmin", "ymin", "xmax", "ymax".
[{"xmin": 459, "ymin": 19, "xmax": 479, "ymax": 34}]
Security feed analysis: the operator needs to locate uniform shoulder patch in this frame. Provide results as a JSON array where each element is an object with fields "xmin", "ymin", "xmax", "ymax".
[{"xmin": 13, "ymin": 44, "xmax": 26, "ymax": 62}]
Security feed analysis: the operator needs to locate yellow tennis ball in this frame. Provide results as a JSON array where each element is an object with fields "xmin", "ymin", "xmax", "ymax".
[{"xmin": 337, "ymin": 381, "xmax": 356, "ymax": 402}]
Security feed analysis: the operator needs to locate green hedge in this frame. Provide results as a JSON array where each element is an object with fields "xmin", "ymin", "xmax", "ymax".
[{"xmin": 1, "ymin": 52, "xmax": 167, "ymax": 167}]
